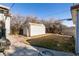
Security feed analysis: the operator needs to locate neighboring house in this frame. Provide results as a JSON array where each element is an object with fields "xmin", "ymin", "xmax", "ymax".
[
  {"xmin": 71, "ymin": 4, "xmax": 79, "ymax": 54},
  {"xmin": 0, "ymin": 5, "xmax": 11, "ymax": 38},
  {"xmin": 23, "ymin": 22, "xmax": 46, "ymax": 37}
]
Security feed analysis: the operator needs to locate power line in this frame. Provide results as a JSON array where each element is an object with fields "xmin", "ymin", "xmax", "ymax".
[{"xmin": 10, "ymin": 3, "xmax": 15, "ymax": 10}]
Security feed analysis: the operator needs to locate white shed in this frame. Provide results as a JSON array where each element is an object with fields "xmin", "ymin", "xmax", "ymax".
[{"xmin": 23, "ymin": 23, "xmax": 45, "ymax": 37}]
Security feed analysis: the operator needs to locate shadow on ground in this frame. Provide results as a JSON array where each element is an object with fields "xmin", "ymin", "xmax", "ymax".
[{"xmin": 7, "ymin": 47, "xmax": 42, "ymax": 56}]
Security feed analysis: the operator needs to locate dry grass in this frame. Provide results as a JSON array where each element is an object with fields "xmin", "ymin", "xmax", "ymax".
[{"xmin": 24, "ymin": 33, "xmax": 75, "ymax": 53}]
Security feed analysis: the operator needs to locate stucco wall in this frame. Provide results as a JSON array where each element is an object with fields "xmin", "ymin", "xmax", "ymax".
[
  {"xmin": 0, "ymin": 13, "xmax": 5, "ymax": 21},
  {"xmin": 5, "ymin": 16, "xmax": 10, "ymax": 37},
  {"xmin": 0, "ymin": 13, "xmax": 10, "ymax": 38}
]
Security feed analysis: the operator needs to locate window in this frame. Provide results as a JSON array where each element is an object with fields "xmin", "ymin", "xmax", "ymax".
[
  {"xmin": 4, "ymin": 10, "xmax": 9, "ymax": 14},
  {"xmin": 0, "ymin": 10, "xmax": 4, "ymax": 13},
  {"xmin": 0, "ymin": 10, "xmax": 9, "ymax": 14}
]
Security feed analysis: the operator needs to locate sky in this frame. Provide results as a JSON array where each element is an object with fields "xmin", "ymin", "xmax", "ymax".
[
  {"xmin": 0, "ymin": 3, "xmax": 73, "ymax": 19},
  {"xmin": 0, "ymin": 3, "xmax": 74, "ymax": 27}
]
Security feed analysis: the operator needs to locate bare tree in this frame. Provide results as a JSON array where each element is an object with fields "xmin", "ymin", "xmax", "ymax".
[
  {"xmin": 24, "ymin": 16, "xmax": 41, "ymax": 24},
  {"xmin": 40, "ymin": 19, "xmax": 63, "ymax": 34},
  {"xmin": 10, "ymin": 14, "xmax": 25, "ymax": 34},
  {"xmin": 11, "ymin": 14, "xmax": 72, "ymax": 35}
]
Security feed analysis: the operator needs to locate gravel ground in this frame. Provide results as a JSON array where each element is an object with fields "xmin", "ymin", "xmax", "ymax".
[{"xmin": 2, "ymin": 35, "xmax": 75, "ymax": 56}]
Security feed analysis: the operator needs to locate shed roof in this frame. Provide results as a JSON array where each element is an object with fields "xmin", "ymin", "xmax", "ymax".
[{"xmin": 29, "ymin": 22, "xmax": 45, "ymax": 26}]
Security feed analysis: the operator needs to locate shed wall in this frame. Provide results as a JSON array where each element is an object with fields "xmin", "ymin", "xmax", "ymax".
[{"xmin": 30, "ymin": 24, "xmax": 45, "ymax": 36}]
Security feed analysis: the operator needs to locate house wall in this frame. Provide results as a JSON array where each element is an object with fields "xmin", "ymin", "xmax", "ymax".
[
  {"xmin": 5, "ymin": 16, "xmax": 10, "ymax": 37},
  {"xmin": 71, "ymin": 9, "xmax": 77, "ymax": 24},
  {"xmin": 0, "ymin": 13, "xmax": 10, "ymax": 39},
  {"xmin": 75, "ymin": 10, "xmax": 79, "ymax": 54},
  {"xmin": 71, "ymin": 5, "xmax": 79, "ymax": 54},
  {"xmin": 0, "ymin": 13, "xmax": 5, "ymax": 21}
]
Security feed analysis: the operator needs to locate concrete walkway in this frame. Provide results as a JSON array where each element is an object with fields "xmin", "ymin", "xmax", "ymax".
[{"xmin": 2, "ymin": 35, "xmax": 75, "ymax": 56}]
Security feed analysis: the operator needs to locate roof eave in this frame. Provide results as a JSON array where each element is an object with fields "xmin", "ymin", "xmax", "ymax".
[
  {"xmin": 71, "ymin": 4, "xmax": 79, "ymax": 10},
  {"xmin": 0, "ymin": 5, "xmax": 10, "ymax": 10}
]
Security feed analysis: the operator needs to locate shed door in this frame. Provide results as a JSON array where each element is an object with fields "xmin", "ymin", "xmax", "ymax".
[{"xmin": 30, "ymin": 25, "xmax": 45, "ymax": 36}]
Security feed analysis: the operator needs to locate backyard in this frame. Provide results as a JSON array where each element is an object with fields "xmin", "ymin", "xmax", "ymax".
[
  {"xmin": 23, "ymin": 33, "xmax": 75, "ymax": 53},
  {"xmin": 3, "ymin": 34, "xmax": 74, "ymax": 56}
]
